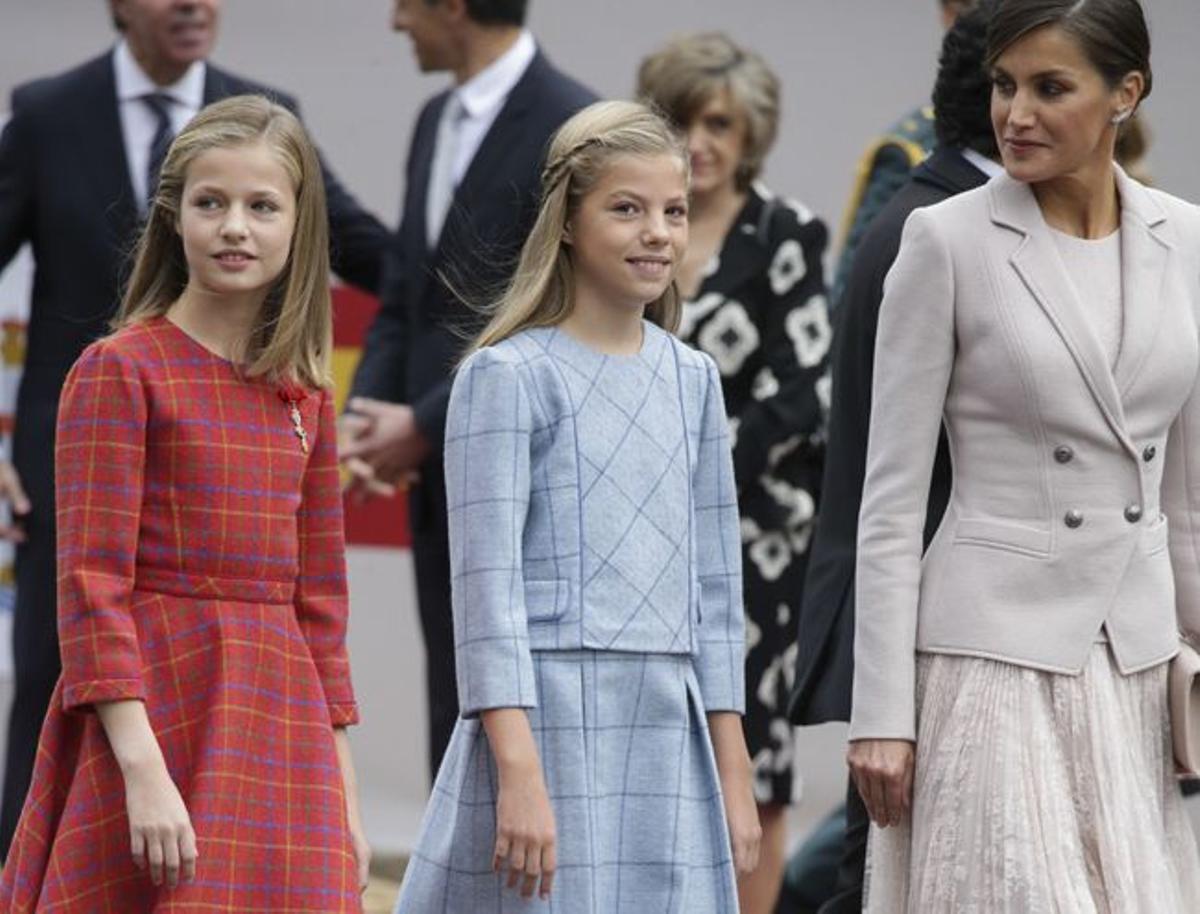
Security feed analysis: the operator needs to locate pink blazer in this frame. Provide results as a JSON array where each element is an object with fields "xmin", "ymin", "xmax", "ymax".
[{"xmin": 851, "ymin": 166, "xmax": 1200, "ymax": 741}]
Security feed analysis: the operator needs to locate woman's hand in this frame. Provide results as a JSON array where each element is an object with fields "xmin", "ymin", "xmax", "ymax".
[
  {"xmin": 482, "ymin": 708, "xmax": 557, "ymax": 901},
  {"xmin": 708, "ymin": 712, "xmax": 763, "ymax": 876},
  {"xmin": 333, "ymin": 727, "xmax": 371, "ymax": 890},
  {"xmin": 122, "ymin": 759, "xmax": 198, "ymax": 887},
  {"xmin": 847, "ymin": 738, "xmax": 915, "ymax": 828}
]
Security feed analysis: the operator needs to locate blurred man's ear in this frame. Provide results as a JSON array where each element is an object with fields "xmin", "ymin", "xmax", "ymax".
[{"xmin": 939, "ymin": 0, "xmax": 974, "ymax": 31}]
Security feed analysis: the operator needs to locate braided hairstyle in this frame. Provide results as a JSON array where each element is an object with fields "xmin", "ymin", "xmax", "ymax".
[{"xmin": 465, "ymin": 100, "xmax": 689, "ymax": 356}]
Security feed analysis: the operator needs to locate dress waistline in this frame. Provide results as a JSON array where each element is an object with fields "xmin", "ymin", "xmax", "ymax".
[{"xmin": 134, "ymin": 567, "xmax": 295, "ymax": 605}]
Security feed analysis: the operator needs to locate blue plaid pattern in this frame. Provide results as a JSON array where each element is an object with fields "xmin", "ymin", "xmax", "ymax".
[
  {"xmin": 442, "ymin": 322, "xmax": 745, "ymax": 718},
  {"xmin": 396, "ymin": 323, "xmax": 745, "ymax": 911},
  {"xmin": 397, "ymin": 652, "xmax": 739, "ymax": 913}
]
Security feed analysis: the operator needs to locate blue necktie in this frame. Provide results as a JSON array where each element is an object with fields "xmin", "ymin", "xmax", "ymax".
[{"xmin": 142, "ymin": 92, "xmax": 174, "ymax": 208}]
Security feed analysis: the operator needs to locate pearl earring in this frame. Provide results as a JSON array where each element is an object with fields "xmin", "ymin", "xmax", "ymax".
[{"xmin": 1111, "ymin": 109, "xmax": 1131, "ymax": 125}]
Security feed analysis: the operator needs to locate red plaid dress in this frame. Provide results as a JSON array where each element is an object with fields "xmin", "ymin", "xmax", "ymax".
[{"xmin": 0, "ymin": 317, "xmax": 361, "ymax": 912}]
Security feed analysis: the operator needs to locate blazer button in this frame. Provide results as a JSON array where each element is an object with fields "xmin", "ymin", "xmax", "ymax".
[
  {"xmin": 1143, "ymin": 445, "xmax": 1157, "ymax": 462},
  {"xmin": 1124, "ymin": 504, "xmax": 1143, "ymax": 523},
  {"xmin": 1064, "ymin": 509, "xmax": 1084, "ymax": 529},
  {"xmin": 1054, "ymin": 445, "xmax": 1074, "ymax": 464}
]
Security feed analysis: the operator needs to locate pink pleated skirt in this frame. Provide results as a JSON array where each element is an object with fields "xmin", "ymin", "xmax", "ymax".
[{"xmin": 865, "ymin": 643, "xmax": 1200, "ymax": 913}]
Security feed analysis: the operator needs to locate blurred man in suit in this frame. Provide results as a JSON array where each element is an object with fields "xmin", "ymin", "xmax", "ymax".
[
  {"xmin": 339, "ymin": 0, "xmax": 595, "ymax": 779},
  {"xmin": 779, "ymin": 3, "xmax": 1000, "ymax": 911},
  {"xmin": 0, "ymin": 0, "xmax": 388, "ymax": 855}
]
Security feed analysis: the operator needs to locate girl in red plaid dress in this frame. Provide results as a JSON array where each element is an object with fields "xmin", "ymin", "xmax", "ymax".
[{"xmin": 0, "ymin": 95, "xmax": 369, "ymax": 911}]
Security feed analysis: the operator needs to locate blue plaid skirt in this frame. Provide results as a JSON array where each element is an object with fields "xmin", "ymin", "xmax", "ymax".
[{"xmin": 395, "ymin": 651, "xmax": 738, "ymax": 913}]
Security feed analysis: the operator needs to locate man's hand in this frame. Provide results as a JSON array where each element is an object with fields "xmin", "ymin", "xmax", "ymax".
[
  {"xmin": 338, "ymin": 398, "xmax": 430, "ymax": 501},
  {"xmin": 0, "ymin": 460, "xmax": 30, "ymax": 542}
]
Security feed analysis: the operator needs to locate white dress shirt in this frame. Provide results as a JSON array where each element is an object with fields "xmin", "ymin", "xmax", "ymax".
[
  {"xmin": 426, "ymin": 29, "xmax": 536, "ymax": 247},
  {"xmin": 962, "ymin": 147, "xmax": 1005, "ymax": 180},
  {"xmin": 113, "ymin": 40, "xmax": 206, "ymax": 210}
]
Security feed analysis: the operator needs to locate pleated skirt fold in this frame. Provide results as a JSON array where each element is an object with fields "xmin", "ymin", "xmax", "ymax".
[
  {"xmin": 396, "ymin": 651, "xmax": 738, "ymax": 914},
  {"xmin": 866, "ymin": 643, "xmax": 1200, "ymax": 913}
]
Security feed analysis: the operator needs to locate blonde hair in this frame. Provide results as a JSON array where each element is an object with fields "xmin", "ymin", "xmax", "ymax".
[
  {"xmin": 637, "ymin": 32, "xmax": 780, "ymax": 192},
  {"xmin": 116, "ymin": 94, "xmax": 333, "ymax": 388},
  {"xmin": 467, "ymin": 100, "xmax": 689, "ymax": 356}
]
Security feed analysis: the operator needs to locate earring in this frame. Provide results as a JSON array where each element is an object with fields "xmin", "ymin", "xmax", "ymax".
[{"xmin": 1111, "ymin": 109, "xmax": 1131, "ymax": 125}]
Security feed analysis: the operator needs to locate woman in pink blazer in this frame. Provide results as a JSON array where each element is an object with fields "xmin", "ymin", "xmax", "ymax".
[{"xmin": 848, "ymin": 1, "xmax": 1200, "ymax": 910}]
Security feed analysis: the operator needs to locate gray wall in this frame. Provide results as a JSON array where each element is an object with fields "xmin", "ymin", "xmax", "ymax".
[{"xmin": 6, "ymin": 1, "xmax": 1198, "ymax": 242}]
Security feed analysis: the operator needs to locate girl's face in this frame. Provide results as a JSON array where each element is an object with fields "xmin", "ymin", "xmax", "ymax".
[
  {"xmin": 990, "ymin": 24, "xmax": 1140, "ymax": 185},
  {"xmin": 568, "ymin": 152, "xmax": 689, "ymax": 314},
  {"xmin": 177, "ymin": 140, "xmax": 297, "ymax": 302},
  {"xmin": 685, "ymin": 89, "xmax": 748, "ymax": 198}
]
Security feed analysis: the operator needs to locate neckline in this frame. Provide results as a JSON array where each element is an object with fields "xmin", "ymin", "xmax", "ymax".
[
  {"xmin": 684, "ymin": 189, "xmax": 761, "ymax": 303},
  {"xmin": 1049, "ymin": 225, "xmax": 1121, "ymax": 247},
  {"xmin": 157, "ymin": 315, "xmax": 238, "ymax": 367},
  {"xmin": 549, "ymin": 320, "xmax": 652, "ymax": 362}
]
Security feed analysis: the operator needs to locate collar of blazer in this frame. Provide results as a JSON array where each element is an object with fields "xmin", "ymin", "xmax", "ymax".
[
  {"xmin": 987, "ymin": 165, "xmax": 1172, "ymax": 460},
  {"xmin": 413, "ymin": 51, "xmax": 549, "ymax": 269}
]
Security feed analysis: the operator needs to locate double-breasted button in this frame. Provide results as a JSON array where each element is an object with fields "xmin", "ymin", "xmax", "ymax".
[
  {"xmin": 1143, "ymin": 445, "xmax": 1157, "ymax": 463},
  {"xmin": 1124, "ymin": 504, "xmax": 1143, "ymax": 523},
  {"xmin": 1064, "ymin": 509, "xmax": 1084, "ymax": 529},
  {"xmin": 1054, "ymin": 445, "xmax": 1075, "ymax": 464}
]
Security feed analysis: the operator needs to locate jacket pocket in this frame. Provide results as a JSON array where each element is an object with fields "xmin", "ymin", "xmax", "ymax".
[
  {"xmin": 525, "ymin": 579, "xmax": 569, "ymax": 623},
  {"xmin": 1145, "ymin": 513, "xmax": 1169, "ymax": 555},
  {"xmin": 953, "ymin": 518, "xmax": 1051, "ymax": 558}
]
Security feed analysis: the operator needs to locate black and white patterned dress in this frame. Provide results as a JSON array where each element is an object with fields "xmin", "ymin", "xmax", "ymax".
[{"xmin": 680, "ymin": 184, "xmax": 833, "ymax": 805}]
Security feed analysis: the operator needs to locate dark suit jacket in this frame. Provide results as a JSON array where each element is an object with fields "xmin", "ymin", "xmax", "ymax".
[
  {"xmin": 0, "ymin": 50, "xmax": 388, "ymax": 530},
  {"xmin": 350, "ymin": 51, "xmax": 595, "ymax": 480},
  {"xmin": 788, "ymin": 147, "xmax": 988, "ymax": 725}
]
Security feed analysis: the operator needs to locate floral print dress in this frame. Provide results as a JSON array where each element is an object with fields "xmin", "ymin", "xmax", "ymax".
[{"xmin": 680, "ymin": 184, "xmax": 833, "ymax": 804}]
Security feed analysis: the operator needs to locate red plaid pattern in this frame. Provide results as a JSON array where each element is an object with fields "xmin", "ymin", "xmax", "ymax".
[{"xmin": 0, "ymin": 317, "xmax": 361, "ymax": 911}]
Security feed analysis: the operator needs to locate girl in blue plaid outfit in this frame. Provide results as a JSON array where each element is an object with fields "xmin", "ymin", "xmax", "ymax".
[{"xmin": 395, "ymin": 100, "xmax": 760, "ymax": 913}]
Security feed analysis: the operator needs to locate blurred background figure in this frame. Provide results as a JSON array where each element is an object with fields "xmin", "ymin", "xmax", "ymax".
[
  {"xmin": 829, "ymin": 0, "xmax": 974, "ymax": 309},
  {"xmin": 0, "ymin": 0, "xmax": 386, "ymax": 858},
  {"xmin": 639, "ymin": 32, "xmax": 832, "ymax": 914},
  {"xmin": 338, "ymin": 0, "xmax": 595, "ymax": 782},
  {"xmin": 780, "ymin": 3, "xmax": 1000, "ymax": 911}
]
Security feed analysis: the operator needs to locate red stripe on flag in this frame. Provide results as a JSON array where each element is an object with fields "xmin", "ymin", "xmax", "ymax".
[
  {"xmin": 332, "ymin": 284, "xmax": 381, "ymax": 347},
  {"xmin": 344, "ymin": 492, "xmax": 412, "ymax": 548},
  {"xmin": 331, "ymin": 284, "xmax": 412, "ymax": 548}
]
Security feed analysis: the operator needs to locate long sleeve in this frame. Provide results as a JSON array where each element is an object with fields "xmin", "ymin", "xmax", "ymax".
[
  {"xmin": 444, "ymin": 349, "xmax": 537, "ymax": 717},
  {"xmin": 295, "ymin": 388, "xmax": 359, "ymax": 726},
  {"xmin": 349, "ymin": 103, "xmax": 437, "ymax": 405},
  {"xmin": 693, "ymin": 356, "xmax": 746, "ymax": 713},
  {"xmin": 321, "ymin": 158, "xmax": 388, "ymax": 296},
  {"xmin": 0, "ymin": 90, "xmax": 35, "ymax": 272},
  {"xmin": 55, "ymin": 342, "xmax": 147, "ymax": 711},
  {"xmin": 732, "ymin": 215, "xmax": 832, "ymax": 488},
  {"xmin": 850, "ymin": 208, "xmax": 956, "ymax": 741},
  {"xmin": 349, "ymin": 233, "xmax": 409, "ymax": 404}
]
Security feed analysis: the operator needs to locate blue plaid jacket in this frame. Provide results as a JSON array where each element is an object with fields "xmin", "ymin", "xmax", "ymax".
[{"xmin": 444, "ymin": 322, "xmax": 745, "ymax": 718}]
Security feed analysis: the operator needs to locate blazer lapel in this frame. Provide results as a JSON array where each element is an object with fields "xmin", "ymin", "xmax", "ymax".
[
  {"xmin": 412, "ymin": 93, "xmax": 446, "ymax": 259},
  {"xmin": 1112, "ymin": 167, "xmax": 1170, "ymax": 397},
  {"xmin": 449, "ymin": 54, "xmax": 544, "ymax": 213},
  {"xmin": 990, "ymin": 173, "xmax": 1136, "ymax": 458}
]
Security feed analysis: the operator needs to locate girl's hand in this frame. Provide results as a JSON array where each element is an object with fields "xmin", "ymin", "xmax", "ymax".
[
  {"xmin": 481, "ymin": 708, "xmax": 557, "ymax": 901},
  {"xmin": 707, "ymin": 712, "xmax": 763, "ymax": 876},
  {"xmin": 493, "ymin": 756, "xmax": 557, "ymax": 900},
  {"xmin": 847, "ymin": 738, "xmax": 915, "ymax": 828},
  {"xmin": 122, "ymin": 759, "xmax": 198, "ymax": 888},
  {"xmin": 332, "ymin": 727, "xmax": 372, "ymax": 890},
  {"xmin": 95, "ymin": 700, "xmax": 198, "ymax": 888}
]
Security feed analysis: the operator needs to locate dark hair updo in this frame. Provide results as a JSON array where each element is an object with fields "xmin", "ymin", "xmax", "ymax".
[
  {"xmin": 986, "ymin": 0, "xmax": 1152, "ymax": 105},
  {"xmin": 934, "ymin": 0, "xmax": 1000, "ymax": 156}
]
